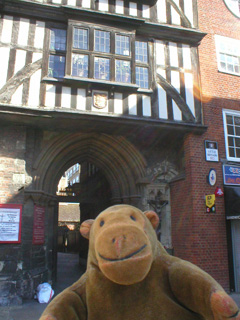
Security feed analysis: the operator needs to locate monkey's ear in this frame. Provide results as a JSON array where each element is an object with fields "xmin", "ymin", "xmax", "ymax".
[
  {"xmin": 80, "ymin": 219, "xmax": 94, "ymax": 239},
  {"xmin": 144, "ymin": 211, "xmax": 159, "ymax": 230}
]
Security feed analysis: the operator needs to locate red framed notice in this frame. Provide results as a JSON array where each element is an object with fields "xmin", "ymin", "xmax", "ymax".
[
  {"xmin": 33, "ymin": 205, "xmax": 45, "ymax": 245},
  {"xmin": 0, "ymin": 204, "xmax": 22, "ymax": 243}
]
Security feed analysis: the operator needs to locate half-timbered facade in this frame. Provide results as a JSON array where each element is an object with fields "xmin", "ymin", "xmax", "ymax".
[{"xmin": 0, "ymin": 0, "xmax": 208, "ymax": 305}]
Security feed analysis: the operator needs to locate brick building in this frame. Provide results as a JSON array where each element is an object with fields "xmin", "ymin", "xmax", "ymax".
[
  {"xmin": 171, "ymin": 0, "xmax": 240, "ymax": 292},
  {"xmin": 0, "ymin": 0, "xmax": 239, "ymax": 305}
]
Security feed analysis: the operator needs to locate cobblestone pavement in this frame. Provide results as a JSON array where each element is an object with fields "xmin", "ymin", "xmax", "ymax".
[{"xmin": 0, "ymin": 253, "xmax": 239, "ymax": 320}]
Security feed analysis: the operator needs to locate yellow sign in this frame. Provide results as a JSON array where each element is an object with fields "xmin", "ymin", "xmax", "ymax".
[{"xmin": 206, "ymin": 194, "xmax": 216, "ymax": 213}]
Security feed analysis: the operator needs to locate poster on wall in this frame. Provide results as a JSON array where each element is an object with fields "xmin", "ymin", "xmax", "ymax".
[
  {"xmin": 32, "ymin": 205, "xmax": 45, "ymax": 245},
  {"xmin": 205, "ymin": 140, "xmax": 219, "ymax": 162},
  {"xmin": 0, "ymin": 204, "xmax": 22, "ymax": 243}
]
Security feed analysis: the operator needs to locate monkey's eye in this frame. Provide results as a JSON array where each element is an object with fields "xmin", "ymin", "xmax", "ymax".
[
  {"xmin": 100, "ymin": 220, "xmax": 105, "ymax": 227},
  {"xmin": 130, "ymin": 215, "xmax": 136, "ymax": 221}
]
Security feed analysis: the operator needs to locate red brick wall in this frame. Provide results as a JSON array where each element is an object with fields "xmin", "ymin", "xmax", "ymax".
[{"xmin": 171, "ymin": 0, "xmax": 240, "ymax": 290}]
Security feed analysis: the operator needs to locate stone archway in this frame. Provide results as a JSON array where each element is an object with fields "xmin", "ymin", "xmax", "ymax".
[
  {"xmin": 32, "ymin": 132, "xmax": 147, "ymax": 205},
  {"xmin": 24, "ymin": 132, "xmax": 147, "ymax": 282}
]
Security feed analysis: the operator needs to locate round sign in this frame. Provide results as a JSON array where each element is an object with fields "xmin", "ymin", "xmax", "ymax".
[
  {"xmin": 208, "ymin": 169, "xmax": 217, "ymax": 186},
  {"xmin": 223, "ymin": 0, "xmax": 240, "ymax": 19}
]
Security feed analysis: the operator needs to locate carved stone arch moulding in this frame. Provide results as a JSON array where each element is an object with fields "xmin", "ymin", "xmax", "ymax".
[{"xmin": 32, "ymin": 133, "xmax": 147, "ymax": 206}]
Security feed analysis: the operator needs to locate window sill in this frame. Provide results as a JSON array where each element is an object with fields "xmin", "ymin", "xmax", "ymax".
[
  {"xmin": 218, "ymin": 69, "xmax": 240, "ymax": 77},
  {"xmin": 43, "ymin": 76, "xmax": 146, "ymax": 93}
]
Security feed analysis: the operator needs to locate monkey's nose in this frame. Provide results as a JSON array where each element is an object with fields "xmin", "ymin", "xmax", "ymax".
[{"xmin": 112, "ymin": 235, "xmax": 126, "ymax": 256}]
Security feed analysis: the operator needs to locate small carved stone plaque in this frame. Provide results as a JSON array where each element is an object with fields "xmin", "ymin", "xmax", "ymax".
[{"xmin": 93, "ymin": 92, "xmax": 108, "ymax": 109}]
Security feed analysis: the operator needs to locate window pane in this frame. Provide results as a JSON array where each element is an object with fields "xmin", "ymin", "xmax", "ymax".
[
  {"xmin": 227, "ymin": 115, "xmax": 233, "ymax": 124},
  {"xmin": 48, "ymin": 55, "xmax": 65, "ymax": 78},
  {"xmin": 73, "ymin": 28, "xmax": 88, "ymax": 50},
  {"xmin": 227, "ymin": 63, "xmax": 234, "ymax": 72},
  {"xmin": 50, "ymin": 29, "xmax": 66, "ymax": 51},
  {"xmin": 235, "ymin": 138, "xmax": 240, "ymax": 148},
  {"xmin": 236, "ymin": 149, "xmax": 240, "ymax": 158},
  {"xmin": 135, "ymin": 41, "xmax": 148, "ymax": 63},
  {"xmin": 115, "ymin": 35, "xmax": 130, "ymax": 56},
  {"xmin": 94, "ymin": 57, "xmax": 110, "ymax": 80},
  {"xmin": 228, "ymin": 136, "xmax": 234, "ymax": 146},
  {"xmin": 115, "ymin": 60, "xmax": 131, "ymax": 83},
  {"xmin": 234, "ymin": 65, "xmax": 239, "ymax": 73},
  {"xmin": 94, "ymin": 30, "xmax": 110, "ymax": 53},
  {"xmin": 234, "ymin": 117, "xmax": 240, "ymax": 126},
  {"xmin": 136, "ymin": 67, "xmax": 149, "ymax": 88},
  {"xmin": 227, "ymin": 125, "xmax": 234, "ymax": 135},
  {"xmin": 72, "ymin": 54, "xmax": 88, "ymax": 77},
  {"xmin": 235, "ymin": 127, "xmax": 240, "ymax": 136},
  {"xmin": 229, "ymin": 147, "xmax": 235, "ymax": 157}
]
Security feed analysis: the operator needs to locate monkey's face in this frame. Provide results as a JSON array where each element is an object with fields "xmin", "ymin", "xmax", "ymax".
[{"xmin": 92, "ymin": 206, "xmax": 155, "ymax": 285}]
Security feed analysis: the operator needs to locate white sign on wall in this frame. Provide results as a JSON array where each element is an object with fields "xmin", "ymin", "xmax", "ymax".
[
  {"xmin": 205, "ymin": 140, "xmax": 219, "ymax": 162},
  {"xmin": 0, "ymin": 204, "xmax": 22, "ymax": 243}
]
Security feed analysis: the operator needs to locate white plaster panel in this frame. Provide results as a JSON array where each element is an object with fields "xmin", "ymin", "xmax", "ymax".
[
  {"xmin": 171, "ymin": 71, "xmax": 182, "ymax": 120},
  {"xmin": 0, "ymin": 47, "xmax": 10, "ymax": 89},
  {"xmin": 169, "ymin": 42, "xmax": 179, "ymax": 68},
  {"xmin": 142, "ymin": 95, "xmax": 151, "ymax": 117},
  {"xmin": 61, "ymin": 87, "xmax": 71, "ymax": 109},
  {"xmin": 182, "ymin": 44, "xmax": 192, "ymax": 70},
  {"xmin": 129, "ymin": 2, "xmax": 137, "ymax": 16},
  {"xmin": 157, "ymin": 68, "xmax": 167, "ymax": 79},
  {"xmin": 52, "ymin": 0, "xmax": 62, "ymax": 4},
  {"xmin": 45, "ymin": 84, "xmax": 56, "ymax": 109},
  {"xmin": 114, "ymin": 93, "xmax": 123, "ymax": 114},
  {"xmin": 28, "ymin": 69, "xmax": 41, "ymax": 108},
  {"xmin": 142, "ymin": 5, "xmax": 150, "ymax": 18},
  {"xmin": 32, "ymin": 52, "xmax": 43, "ymax": 63},
  {"xmin": 155, "ymin": 41, "xmax": 165, "ymax": 66},
  {"xmin": 11, "ymin": 84, "xmax": 23, "ymax": 105},
  {"xmin": 128, "ymin": 94, "xmax": 137, "ymax": 115},
  {"xmin": 184, "ymin": 72, "xmax": 195, "ymax": 117},
  {"xmin": 82, "ymin": 0, "xmax": 91, "ymax": 8},
  {"xmin": 1, "ymin": 16, "xmax": 13, "ymax": 44},
  {"xmin": 115, "ymin": 0, "xmax": 124, "ymax": 14},
  {"xmin": 76, "ymin": 89, "xmax": 86, "ymax": 110},
  {"xmin": 34, "ymin": 21, "xmax": 45, "ymax": 49},
  {"xmin": 157, "ymin": 0, "xmax": 167, "ymax": 23},
  {"xmin": 99, "ymin": 0, "xmax": 109, "ymax": 11},
  {"xmin": 157, "ymin": 78, "xmax": 168, "ymax": 120},
  {"xmin": 18, "ymin": 18, "xmax": 30, "ymax": 46},
  {"xmin": 184, "ymin": 0, "xmax": 194, "ymax": 26},
  {"xmin": 14, "ymin": 50, "xmax": 27, "ymax": 74},
  {"xmin": 68, "ymin": 0, "xmax": 76, "ymax": 5},
  {"xmin": 171, "ymin": 0, "xmax": 181, "ymax": 25}
]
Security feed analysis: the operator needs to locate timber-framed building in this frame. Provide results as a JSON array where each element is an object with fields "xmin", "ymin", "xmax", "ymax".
[{"xmin": 1, "ymin": 0, "xmax": 238, "ymax": 305}]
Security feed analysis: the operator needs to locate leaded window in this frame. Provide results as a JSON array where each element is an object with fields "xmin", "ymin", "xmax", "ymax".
[
  {"xmin": 48, "ymin": 28, "xmax": 66, "ymax": 78},
  {"xmin": 47, "ymin": 23, "xmax": 151, "ymax": 88},
  {"xmin": 115, "ymin": 60, "xmax": 131, "ymax": 83},
  {"xmin": 135, "ymin": 41, "xmax": 149, "ymax": 88},
  {"xmin": 73, "ymin": 28, "xmax": 88, "ymax": 50},
  {"xmin": 94, "ymin": 30, "xmax": 110, "ymax": 53},
  {"xmin": 94, "ymin": 57, "xmax": 110, "ymax": 80},
  {"xmin": 115, "ymin": 35, "xmax": 130, "ymax": 56},
  {"xmin": 136, "ymin": 66, "xmax": 149, "ymax": 88},
  {"xmin": 72, "ymin": 54, "xmax": 88, "ymax": 77}
]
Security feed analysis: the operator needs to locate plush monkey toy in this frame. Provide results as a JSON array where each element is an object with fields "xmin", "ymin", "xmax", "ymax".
[{"xmin": 39, "ymin": 205, "xmax": 240, "ymax": 320}]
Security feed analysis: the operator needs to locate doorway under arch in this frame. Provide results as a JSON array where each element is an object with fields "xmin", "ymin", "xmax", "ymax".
[{"xmin": 30, "ymin": 132, "xmax": 147, "ymax": 281}]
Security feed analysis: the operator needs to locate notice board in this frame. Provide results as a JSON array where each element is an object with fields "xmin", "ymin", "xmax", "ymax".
[
  {"xmin": 33, "ymin": 205, "xmax": 45, "ymax": 245},
  {"xmin": 0, "ymin": 204, "xmax": 22, "ymax": 243}
]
